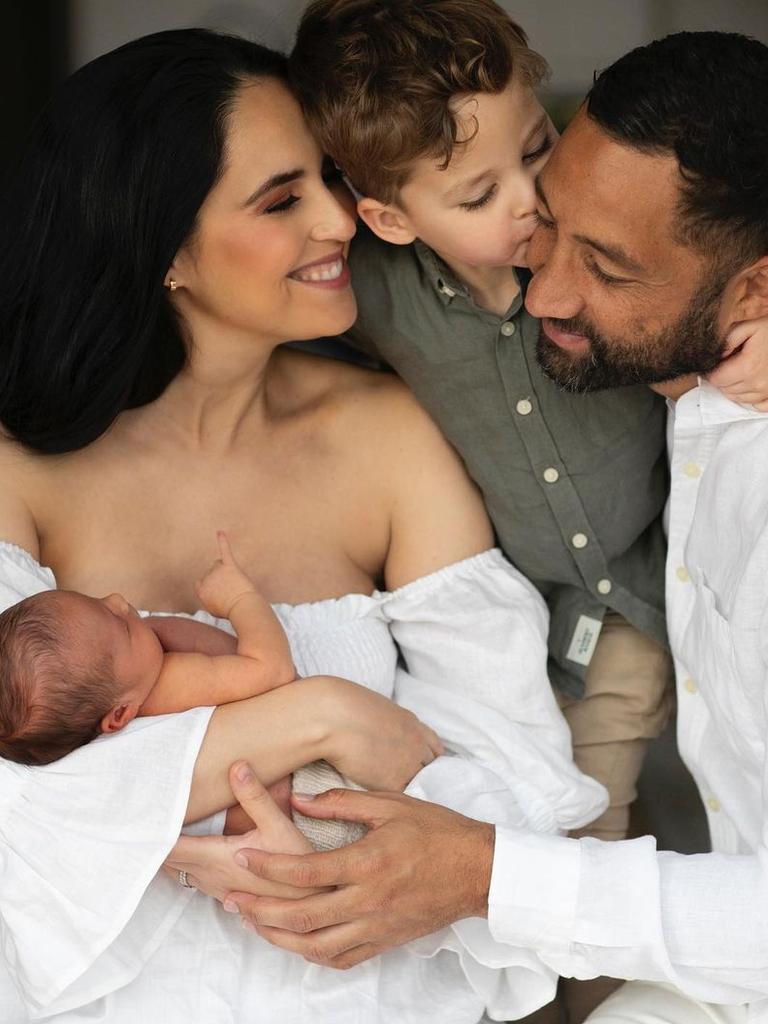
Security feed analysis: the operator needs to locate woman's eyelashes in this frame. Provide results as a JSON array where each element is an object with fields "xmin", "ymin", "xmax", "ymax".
[
  {"xmin": 265, "ymin": 193, "xmax": 300, "ymax": 214},
  {"xmin": 264, "ymin": 164, "xmax": 345, "ymax": 215}
]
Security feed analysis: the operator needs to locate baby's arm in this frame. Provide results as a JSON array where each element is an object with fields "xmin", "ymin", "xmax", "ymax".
[
  {"xmin": 145, "ymin": 615, "xmax": 237, "ymax": 655},
  {"xmin": 707, "ymin": 318, "xmax": 768, "ymax": 409}
]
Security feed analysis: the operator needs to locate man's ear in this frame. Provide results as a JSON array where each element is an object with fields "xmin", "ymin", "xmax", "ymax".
[
  {"xmin": 722, "ymin": 256, "xmax": 768, "ymax": 334},
  {"xmin": 100, "ymin": 703, "xmax": 139, "ymax": 734},
  {"xmin": 357, "ymin": 197, "xmax": 417, "ymax": 246}
]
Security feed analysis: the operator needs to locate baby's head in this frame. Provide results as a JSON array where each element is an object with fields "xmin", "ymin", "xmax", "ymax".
[
  {"xmin": 290, "ymin": 0, "xmax": 551, "ymax": 270},
  {"xmin": 0, "ymin": 590, "xmax": 163, "ymax": 765}
]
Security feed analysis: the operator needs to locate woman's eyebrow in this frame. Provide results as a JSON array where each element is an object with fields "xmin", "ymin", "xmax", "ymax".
[{"xmin": 243, "ymin": 169, "xmax": 305, "ymax": 207}]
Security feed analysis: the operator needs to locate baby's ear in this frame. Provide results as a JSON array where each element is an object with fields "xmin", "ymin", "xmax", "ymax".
[
  {"xmin": 357, "ymin": 196, "xmax": 416, "ymax": 246},
  {"xmin": 100, "ymin": 703, "xmax": 138, "ymax": 734}
]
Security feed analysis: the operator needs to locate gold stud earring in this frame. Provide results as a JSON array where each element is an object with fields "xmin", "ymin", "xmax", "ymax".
[{"xmin": 168, "ymin": 279, "xmax": 178, "ymax": 292}]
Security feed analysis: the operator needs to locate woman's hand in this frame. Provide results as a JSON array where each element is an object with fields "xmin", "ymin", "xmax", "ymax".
[
  {"xmin": 166, "ymin": 763, "xmax": 318, "ymax": 903},
  {"xmin": 318, "ymin": 678, "xmax": 443, "ymax": 791}
]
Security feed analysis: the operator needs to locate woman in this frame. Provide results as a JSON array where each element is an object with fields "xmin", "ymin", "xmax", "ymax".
[{"xmin": 0, "ymin": 29, "xmax": 604, "ymax": 1023}]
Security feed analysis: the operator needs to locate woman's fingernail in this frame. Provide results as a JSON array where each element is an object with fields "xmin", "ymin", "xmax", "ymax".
[
  {"xmin": 293, "ymin": 792, "xmax": 315, "ymax": 802},
  {"xmin": 235, "ymin": 762, "xmax": 254, "ymax": 783},
  {"xmin": 234, "ymin": 851, "xmax": 249, "ymax": 868},
  {"xmin": 222, "ymin": 898, "xmax": 239, "ymax": 913}
]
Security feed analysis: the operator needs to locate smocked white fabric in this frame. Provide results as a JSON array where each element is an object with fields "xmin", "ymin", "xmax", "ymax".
[
  {"xmin": 488, "ymin": 382, "xmax": 768, "ymax": 1021},
  {"xmin": 0, "ymin": 544, "xmax": 605, "ymax": 1022}
]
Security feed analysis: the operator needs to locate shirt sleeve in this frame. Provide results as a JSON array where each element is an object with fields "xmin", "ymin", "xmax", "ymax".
[
  {"xmin": 383, "ymin": 549, "xmax": 607, "ymax": 834},
  {"xmin": 489, "ymin": 829, "xmax": 768, "ymax": 1007},
  {"xmin": 0, "ymin": 543, "xmax": 216, "ymax": 1018},
  {"xmin": 380, "ymin": 548, "xmax": 609, "ymax": 1018}
]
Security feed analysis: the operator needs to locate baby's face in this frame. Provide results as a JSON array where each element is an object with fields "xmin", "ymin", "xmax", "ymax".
[{"xmin": 61, "ymin": 592, "xmax": 164, "ymax": 706}]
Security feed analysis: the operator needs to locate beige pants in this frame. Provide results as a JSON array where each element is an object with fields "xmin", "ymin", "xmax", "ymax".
[
  {"xmin": 586, "ymin": 982, "xmax": 747, "ymax": 1024},
  {"xmin": 557, "ymin": 612, "xmax": 673, "ymax": 843}
]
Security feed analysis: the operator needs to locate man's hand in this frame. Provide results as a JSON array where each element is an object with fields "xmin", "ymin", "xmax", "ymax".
[{"xmin": 225, "ymin": 788, "xmax": 495, "ymax": 969}]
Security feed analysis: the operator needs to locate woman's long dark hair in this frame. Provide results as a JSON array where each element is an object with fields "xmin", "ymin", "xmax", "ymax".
[{"xmin": 0, "ymin": 29, "xmax": 287, "ymax": 453}]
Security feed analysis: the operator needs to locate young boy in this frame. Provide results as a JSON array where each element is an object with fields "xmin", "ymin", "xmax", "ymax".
[
  {"xmin": 290, "ymin": 0, "xmax": 672, "ymax": 852},
  {"xmin": 0, "ymin": 532, "xmax": 364, "ymax": 849}
]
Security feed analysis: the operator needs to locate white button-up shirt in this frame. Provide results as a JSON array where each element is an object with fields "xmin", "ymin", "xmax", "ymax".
[{"xmin": 487, "ymin": 382, "xmax": 768, "ymax": 1016}]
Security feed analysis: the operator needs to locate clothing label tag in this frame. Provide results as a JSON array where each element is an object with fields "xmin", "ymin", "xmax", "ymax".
[{"xmin": 565, "ymin": 614, "xmax": 603, "ymax": 667}]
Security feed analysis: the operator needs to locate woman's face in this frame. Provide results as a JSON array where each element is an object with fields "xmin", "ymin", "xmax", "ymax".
[{"xmin": 171, "ymin": 78, "xmax": 358, "ymax": 346}]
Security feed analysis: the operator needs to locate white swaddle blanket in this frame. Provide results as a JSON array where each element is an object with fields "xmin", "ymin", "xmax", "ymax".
[{"xmin": 0, "ymin": 543, "xmax": 607, "ymax": 1023}]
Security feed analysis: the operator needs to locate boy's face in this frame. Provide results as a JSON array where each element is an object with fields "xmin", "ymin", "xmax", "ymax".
[
  {"xmin": 372, "ymin": 78, "xmax": 555, "ymax": 272},
  {"xmin": 62, "ymin": 591, "xmax": 164, "ymax": 707}
]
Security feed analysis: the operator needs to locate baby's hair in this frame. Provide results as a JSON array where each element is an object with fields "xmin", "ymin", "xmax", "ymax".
[
  {"xmin": 290, "ymin": 0, "xmax": 549, "ymax": 203},
  {"xmin": 0, "ymin": 592, "xmax": 117, "ymax": 765}
]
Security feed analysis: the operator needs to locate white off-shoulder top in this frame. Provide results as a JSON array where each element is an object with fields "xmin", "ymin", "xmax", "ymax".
[{"xmin": 0, "ymin": 543, "xmax": 606, "ymax": 1023}]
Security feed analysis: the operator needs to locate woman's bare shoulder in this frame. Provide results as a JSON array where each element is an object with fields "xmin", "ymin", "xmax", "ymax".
[
  {"xmin": 0, "ymin": 432, "xmax": 43, "ymax": 555},
  {"xmin": 280, "ymin": 347, "xmax": 440, "ymax": 438}
]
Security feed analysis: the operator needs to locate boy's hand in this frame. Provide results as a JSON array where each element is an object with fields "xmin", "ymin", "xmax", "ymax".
[
  {"xmin": 707, "ymin": 320, "xmax": 768, "ymax": 410},
  {"xmin": 196, "ymin": 532, "xmax": 257, "ymax": 618}
]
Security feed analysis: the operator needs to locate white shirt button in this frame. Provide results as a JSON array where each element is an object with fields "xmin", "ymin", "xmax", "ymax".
[
  {"xmin": 676, "ymin": 565, "xmax": 690, "ymax": 582},
  {"xmin": 597, "ymin": 578, "xmax": 612, "ymax": 595},
  {"xmin": 707, "ymin": 795, "xmax": 721, "ymax": 813},
  {"xmin": 501, "ymin": 321, "xmax": 516, "ymax": 336},
  {"xmin": 438, "ymin": 281, "xmax": 455, "ymax": 297},
  {"xmin": 571, "ymin": 532, "xmax": 588, "ymax": 549},
  {"xmin": 683, "ymin": 677, "xmax": 698, "ymax": 694},
  {"xmin": 684, "ymin": 462, "xmax": 702, "ymax": 478},
  {"xmin": 543, "ymin": 467, "xmax": 559, "ymax": 484},
  {"xmin": 516, "ymin": 399, "xmax": 533, "ymax": 416}
]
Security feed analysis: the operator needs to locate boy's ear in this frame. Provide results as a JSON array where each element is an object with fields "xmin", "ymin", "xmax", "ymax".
[
  {"xmin": 100, "ymin": 703, "xmax": 139, "ymax": 734},
  {"xmin": 721, "ymin": 256, "xmax": 768, "ymax": 334},
  {"xmin": 357, "ymin": 197, "xmax": 417, "ymax": 246}
]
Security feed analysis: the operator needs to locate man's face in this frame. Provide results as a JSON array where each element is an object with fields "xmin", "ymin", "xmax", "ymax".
[{"xmin": 525, "ymin": 109, "xmax": 729, "ymax": 391}]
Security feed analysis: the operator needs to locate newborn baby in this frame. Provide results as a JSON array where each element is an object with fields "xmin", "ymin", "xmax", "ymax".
[{"xmin": 0, "ymin": 533, "xmax": 363, "ymax": 850}]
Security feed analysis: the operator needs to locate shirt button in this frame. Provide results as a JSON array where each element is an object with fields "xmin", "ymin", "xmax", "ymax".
[
  {"xmin": 571, "ymin": 532, "xmax": 588, "ymax": 549},
  {"xmin": 501, "ymin": 321, "xmax": 516, "ymax": 336},
  {"xmin": 543, "ymin": 467, "xmax": 559, "ymax": 484},
  {"xmin": 676, "ymin": 566, "xmax": 690, "ymax": 582},
  {"xmin": 516, "ymin": 399, "xmax": 533, "ymax": 416},
  {"xmin": 683, "ymin": 462, "xmax": 701, "ymax": 478},
  {"xmin": 597, "ymin": 578, "xmax": 612, "ymax": 595},
  {"xmin": 707, "ymin": 795, "xmax": 721, "ymax": 813},
  {"xmin": 683, "ymin": 677, "xmax": 698, "ymax": 694}
]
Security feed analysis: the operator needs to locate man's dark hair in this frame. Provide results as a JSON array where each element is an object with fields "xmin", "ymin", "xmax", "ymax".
[{"xmin": 587, "ymin": 31, "xmax": 768, "ymax": 270}]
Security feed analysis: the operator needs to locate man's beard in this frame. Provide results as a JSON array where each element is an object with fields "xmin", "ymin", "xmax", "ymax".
[{"xmin": 536, "ymin": 276, "xmax": 728, "ymax": 393}]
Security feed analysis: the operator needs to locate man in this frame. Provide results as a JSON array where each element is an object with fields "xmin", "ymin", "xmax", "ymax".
[{"xmin": 227, "ymin": 31, "xmax": 768, "ymax": 1023}]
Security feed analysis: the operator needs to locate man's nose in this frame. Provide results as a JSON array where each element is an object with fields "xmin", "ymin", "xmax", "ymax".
[{"xmin": 525, "ymin": 231, "xmax": 582, "ymax": 321}]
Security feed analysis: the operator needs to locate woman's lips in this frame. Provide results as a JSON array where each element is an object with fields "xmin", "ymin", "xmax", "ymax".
[{"xmin": 541, "ymin": 317, "xmax": 591, "ymax": 352}]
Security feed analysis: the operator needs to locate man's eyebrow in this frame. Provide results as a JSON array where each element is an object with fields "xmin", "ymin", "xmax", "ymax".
[
  {"xmin": 534, "ymin": 175, "xmax": 553, "ymax": 215},
  {"xmin": 243, "ymin": 169, "xmax": 305, "ymax": 207},
  {"xmin": 535, "ymin": 177, "xmax": 646, "ymax": 276},
  {"xmin": 572, "ymin": 233, "xmax": 646, "ymax": 276}
]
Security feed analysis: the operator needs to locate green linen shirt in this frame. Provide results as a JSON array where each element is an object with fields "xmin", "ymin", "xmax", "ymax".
[{"xmin": 345, "ymin": 224, "xmax": 669, "ymax": 698}]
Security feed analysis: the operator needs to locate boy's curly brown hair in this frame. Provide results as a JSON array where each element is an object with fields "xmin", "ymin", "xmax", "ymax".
[{"xmin": 290, "ymin": 0, "xmax": 549, "ymax": 203}]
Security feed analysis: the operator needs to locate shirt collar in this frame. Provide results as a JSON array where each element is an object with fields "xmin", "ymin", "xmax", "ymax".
[
  {"xmin": 674, "ymin": 378, "xmax": 768, "ymax": 427},
  {"xmin": 412, "ymin": 238, "xmax": 524, "ymax": 318}
]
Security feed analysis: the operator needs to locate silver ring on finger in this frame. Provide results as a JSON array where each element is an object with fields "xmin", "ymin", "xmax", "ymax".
[{"xmin": 178, "ymin": 870, "xmax": 197, "ymax": 889}]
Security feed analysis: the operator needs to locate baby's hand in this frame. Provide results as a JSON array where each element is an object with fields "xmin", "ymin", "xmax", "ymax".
[
  {"xmin": 196, "ymin": 532, "xmax": 256, "ymax": 619},
  {"xmin": 707, "ymin": 319, "xmax": 768, "ymax": 410}
]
